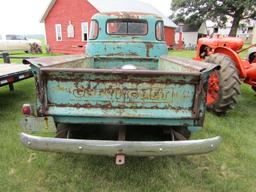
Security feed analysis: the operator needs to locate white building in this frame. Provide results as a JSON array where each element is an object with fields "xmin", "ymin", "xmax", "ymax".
[
  {"xmin": 175, "ymin": 18, "xmax": 256, "ymax": 49},
  {"xmin": 175, "ymin": 22, "xmax": 207, "ymax": 49},
  {"xmin": 207, "ymin": 19, "xmax": 255, "ymax": 43}
]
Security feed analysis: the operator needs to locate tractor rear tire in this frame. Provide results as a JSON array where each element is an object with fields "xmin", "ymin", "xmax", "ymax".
[{"xmin": 205, "ymin": 53, "xmax": 241, "ymax": 115}]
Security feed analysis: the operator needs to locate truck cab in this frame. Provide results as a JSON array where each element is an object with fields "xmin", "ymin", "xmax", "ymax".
[
  {"xmin": 86, "ymin": 12, "xmax": 168, "ymax": 58},
  {"xmin": 20, "ymin": 12, "xmax": 220, "ymax": 165}
]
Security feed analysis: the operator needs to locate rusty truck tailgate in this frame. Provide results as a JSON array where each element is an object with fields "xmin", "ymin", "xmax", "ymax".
[
  {"xmin": 27, "ymin": 55, "xmax": 217, "ymax": 126},
  {"xmin": 44, "ymin": 70, "xmax": 198, "ymax": 118}
]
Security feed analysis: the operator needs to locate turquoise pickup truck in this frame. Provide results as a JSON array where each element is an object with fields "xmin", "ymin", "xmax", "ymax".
[{"xmin": 20, "ymin": 12, "xmax": 220, "ymax": 165}]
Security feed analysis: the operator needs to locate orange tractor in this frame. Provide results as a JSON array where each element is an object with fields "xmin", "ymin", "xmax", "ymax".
[{"xmin": 195, "ymin": 36, "xmax": 256, "ymax": 115}]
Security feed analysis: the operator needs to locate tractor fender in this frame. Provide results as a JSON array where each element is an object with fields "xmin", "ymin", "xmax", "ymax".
[{"xmin": 214, "ymin": 47, "xmax": 246, "ymax": 78}]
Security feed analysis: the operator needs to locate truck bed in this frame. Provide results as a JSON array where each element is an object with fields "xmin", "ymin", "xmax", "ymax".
[{"xmin": 27, "ymin": 55, "xmax": 217, "ymax": 128}]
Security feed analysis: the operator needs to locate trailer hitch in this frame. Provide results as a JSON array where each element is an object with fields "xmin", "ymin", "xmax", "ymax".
[{"xmin": 116, "ymin": 126, "xmax": 126, "ymax": 165}]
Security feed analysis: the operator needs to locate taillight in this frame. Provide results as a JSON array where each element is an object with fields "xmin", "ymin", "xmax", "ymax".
[{"xmin": 22, "ymin": 104, "xmax": 32, "ymax": 116}]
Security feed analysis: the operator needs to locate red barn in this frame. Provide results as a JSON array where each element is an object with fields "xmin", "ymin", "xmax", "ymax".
[{"xmin": 41, "ymin": 0, "xmax": 177, "ymax": 54}]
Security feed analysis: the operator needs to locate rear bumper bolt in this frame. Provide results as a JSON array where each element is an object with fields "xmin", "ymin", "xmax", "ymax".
[{"xmin": 78, "ymin": 146, "xmax": 83, "ymax": 150}]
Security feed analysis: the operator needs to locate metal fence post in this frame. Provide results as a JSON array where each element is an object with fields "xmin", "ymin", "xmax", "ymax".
[
  {"xmin": 3, "ymin": 51, "xmax": 11, "ymax": 63},
  {"xmin": 9, "ymin": 83, "xmax": 14, "ymax": 92}
]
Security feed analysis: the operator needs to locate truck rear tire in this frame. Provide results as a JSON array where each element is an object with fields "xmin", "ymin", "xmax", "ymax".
[
  {"xmin": 205, "ymin": 53, "xmax": 241, "ymax": 115},
  {"xmin": 56, "ymin": 123, "xmax": 69, "ymax": 138},
  {"xmin": 174, "ymin": 127, "xmax": 191, "ymax": 140}
]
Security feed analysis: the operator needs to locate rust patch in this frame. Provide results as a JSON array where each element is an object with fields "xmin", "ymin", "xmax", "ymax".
[
  {"xmin": 145, "ymin": 42, "xmax": 153, "ymax": 57},
  {"xmin": 47, "ymin": 102, "xmax": 191, "ymax": 111},
  {"xmin": 46, "ymin": 71, "xmax": 200, "ymax": 85}
]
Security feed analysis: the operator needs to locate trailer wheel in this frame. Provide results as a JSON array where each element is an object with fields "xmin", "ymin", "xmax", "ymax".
[{"xmin": 205, "ymin": 53, "xmax": 241, "ymax": 115}]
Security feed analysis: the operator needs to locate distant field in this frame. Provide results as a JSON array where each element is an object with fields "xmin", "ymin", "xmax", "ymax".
[
  {"xmin": 0, "ymin": 49, "xmax": 256, "ymax": 192},
  {"xmin": 0, "ymin": 38, "xmax": 59, "ymax": 63}
]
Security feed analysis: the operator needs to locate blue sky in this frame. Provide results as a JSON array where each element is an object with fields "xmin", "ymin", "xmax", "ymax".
[{"xmin": 0, "ymin": 0, "xmax": 172, "ymax": 34}]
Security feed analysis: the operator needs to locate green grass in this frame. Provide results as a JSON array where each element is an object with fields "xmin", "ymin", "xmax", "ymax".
[{"xmin": 0, "ymin": 50, "xmax": 256, "ymax": 192}]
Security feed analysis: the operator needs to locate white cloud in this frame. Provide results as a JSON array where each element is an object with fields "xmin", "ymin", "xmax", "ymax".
[
  {"xmin": 0, "ymin": 0, "xmax": 49, "ymax": 34},
  {"xmin": 0, "ymin": 0, "xmax": 171, "ymax": 34},
  {"xmin": 139, "ymin": 0, "xmax": 172, "ymax": 17}
]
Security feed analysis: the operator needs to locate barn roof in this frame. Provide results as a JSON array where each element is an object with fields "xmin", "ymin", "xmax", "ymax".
[
  {"xmin": 176, "ymin": 22, "xmax": 207, "ymax": 34},
  {"xmin": 40, "ymin": 0, "xmax": 56, "ymax": 23},
  {"xmin": 40, "ymin": 0, "xmax": 177, "ymax": 28}
]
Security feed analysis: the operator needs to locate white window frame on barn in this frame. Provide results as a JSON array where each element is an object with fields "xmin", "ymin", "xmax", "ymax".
[
  {"xmin": 55, "ymin": 24, "xmax": 62, "ymax": 41},
  {"xmin": 67, "ymin": 21, "xmax": 75, "ymax": 38},
  {"xmin": 81, "ymin": 22, "xmax": 88, "ymax": 41}
]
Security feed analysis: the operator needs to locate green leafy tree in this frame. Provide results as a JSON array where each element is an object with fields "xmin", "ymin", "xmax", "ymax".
[{"xmin": 171, "ymin": 0, "xmax": 256, "ymax": 36}]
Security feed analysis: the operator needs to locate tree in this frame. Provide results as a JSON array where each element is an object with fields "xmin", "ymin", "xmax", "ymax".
[{"xmin": 171, "ymin": 0, "xmax": 256, "ymax": 36}]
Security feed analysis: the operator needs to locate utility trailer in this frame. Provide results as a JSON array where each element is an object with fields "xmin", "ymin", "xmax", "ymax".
[
  {"xmin": 20, "ymin": 12, "xmax": 221, "ymax": 164},
  {"xmin": 0, "ymin": 64, "xmax": 32, "ymax": 91}
]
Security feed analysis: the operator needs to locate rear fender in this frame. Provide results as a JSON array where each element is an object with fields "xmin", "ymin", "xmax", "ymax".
[{"xmin": 214, "ymin": 47, "xmax": 246, "ymax": 78}]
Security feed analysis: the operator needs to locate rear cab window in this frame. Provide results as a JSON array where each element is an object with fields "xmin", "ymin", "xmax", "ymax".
[
  {"xmin": 156, "ymin": 21, "xmax": 165, "ymax": 41},
  {"xmin": 107, "ymin": 19, "xmax": 148, "ymax": 35}
]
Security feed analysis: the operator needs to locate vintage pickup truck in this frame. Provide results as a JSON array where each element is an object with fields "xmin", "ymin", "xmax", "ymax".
[{"xmin": 20, "ymin": 12, "xmax": 221, "ymax": 164}]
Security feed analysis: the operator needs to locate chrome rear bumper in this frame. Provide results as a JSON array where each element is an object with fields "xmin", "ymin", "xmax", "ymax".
[{"xmin": 20, "ymin": 133, "xmax": 221, "ymax": 156}]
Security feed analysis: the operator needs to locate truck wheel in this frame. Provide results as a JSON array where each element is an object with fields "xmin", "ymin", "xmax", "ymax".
[
  {"xmin": 174, "ymin": 127, "xmax": 191, "ymax": 140},
  {"xmin": 205, "ymin": 53, "xmax": 241, "ymax": 115},
  {"xmin": 56, "ymin": 124, "xmax": 69, "ymax": 138},
  {"xmin": 166, "ymin": 127, "xmax": 191, "ymax": 140}
]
